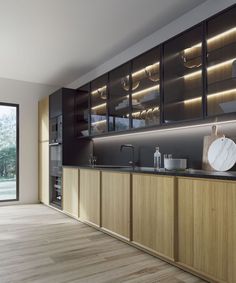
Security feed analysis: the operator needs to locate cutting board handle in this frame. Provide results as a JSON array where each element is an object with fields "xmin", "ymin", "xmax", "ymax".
[{"xmin": 211, "ymin": 125, "xmax": 218, "ymax": 136}]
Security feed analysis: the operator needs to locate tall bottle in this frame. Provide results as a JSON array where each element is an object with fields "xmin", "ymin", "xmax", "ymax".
[{"xmin": 154, "ymin": 147, "xmax": 161, "ymax": 170}]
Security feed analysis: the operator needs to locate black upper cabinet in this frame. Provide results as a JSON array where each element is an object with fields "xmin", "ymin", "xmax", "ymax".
[
  {"xmin": 90, "ymin": 74, "xmax": 108, "ymax": 136},
  {"xmin": 49, "ymin": 89, "xmax": 62, "ymax": 119},
  {"xmin": 163, "ymin": 25, "xmax": 203, "ymax": 123},
  {"xmin": 78, "ymin": 4, "xmax": 236, "ymax": 137},
  {"xmin": 131, "ymin": 47, "xmax": 161, "ymax": 128},
  {"xmin": 108, "ymin": 63, "xmax": 131, "ymax": 132},
  {"xmin": 76, "ymin": 84, "xmax": 90, "ymax": 138},
  {"xmin": 206, "ymin": 6, "xmax": 236, "ymax": 116}
]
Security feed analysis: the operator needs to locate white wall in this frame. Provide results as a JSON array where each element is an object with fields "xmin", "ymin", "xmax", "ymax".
[
  {"xmin": 0, "ymin": 77, "xmax": 57, "ymax": 206},
  {"xmin": 68, "ymin": 0, "xmax": 236, "ymax": 89}
]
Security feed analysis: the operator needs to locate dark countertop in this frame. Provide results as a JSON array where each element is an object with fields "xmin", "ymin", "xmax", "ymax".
[{"xmin": 63, "ymin": 165, "xmax": 236, "ymax": 181}]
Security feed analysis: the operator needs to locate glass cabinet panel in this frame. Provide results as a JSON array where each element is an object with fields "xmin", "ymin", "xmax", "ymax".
[
  {"xmin": 131, "ymin": 47, "xmax": 161, "ymax": 129},
  {"xmin": 207, "ymin": 6, "xmax": 236, "ymax": 116},
  {"xmin": 75, "ymin": 84, "xmax": 89, "ymax": 138},
  {"xmin": 163, "ymin": 25, "xmax": 203, "ymax": 123},
  {"xmin": 108, "ymin": 63, "xmax": 130, "ymax": 132},
  {"xmin": 90, "ymin": 75, "xmax": 108, "ymax": 135}
]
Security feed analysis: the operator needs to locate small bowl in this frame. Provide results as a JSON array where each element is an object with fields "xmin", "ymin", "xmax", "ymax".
[{"xmin": 164, "ymin": 158, "xmax": 187, "ymax": 171}]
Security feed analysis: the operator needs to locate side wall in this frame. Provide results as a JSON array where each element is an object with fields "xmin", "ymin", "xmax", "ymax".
[{"xmin": 0, "ymin": 77, "xmax": 57, "ymax": 205}]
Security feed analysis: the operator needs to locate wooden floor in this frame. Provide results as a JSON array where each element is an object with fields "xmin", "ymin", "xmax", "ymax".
[{"xmin": 0, "ymin": 204, "xmax": 207, "ymax": 283}]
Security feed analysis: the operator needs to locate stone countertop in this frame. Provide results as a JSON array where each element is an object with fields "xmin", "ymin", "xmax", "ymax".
[{"xmin": 63, "ymin": 165, "xmax": 236, "ymax": 181}]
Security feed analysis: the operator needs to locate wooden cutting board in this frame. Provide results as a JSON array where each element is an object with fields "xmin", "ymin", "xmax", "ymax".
[{"xmin": 202, "ymin": 125, "xmax": 224, "ymax": 171}]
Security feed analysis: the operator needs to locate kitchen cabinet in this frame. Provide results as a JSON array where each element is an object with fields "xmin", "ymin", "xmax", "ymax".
[
  {"xmin": 108, "ymin": 63, "xmax": 131, "ymax": 132},
  {"xmin": 38, "ymin": 96, "xmax": 49, "ymax": 142},
  {"xmin": 206, "ymin": 6, "xmax": 236, "ymax": 117},
  {"xmin": 101, "ymin": 171, "xmax": 130, "ymax": 239},
  {"xmin": 38, "ymin": 141, "xmax": 49, "ymax": 205},
  {"xmin": 79, "ymin": 169, "xmax": 100, "ymax": 226},
  {"xmin": 63, "ymin": 168, "xmax": 79, "ymax": 218},
  {"xmin": 163, "ymin": 25, "xmax": 203, "ymax": 123},
  {"xmin": 75, "ymin": 84, "xmax": 90, "ymax": 138},
  {"xmin": 178, "ymin": 177, "xmax": 236, "ymax": 283},
  {"xmin": 132, "ymin": 174, "xmax": 175, "ymax": 260},
  {"xmin": 131, "ymin": 47, "xmax": 161, "ymax": 129},
  {"xmin": 90, "ymin": 75, "xmax": 108, "ymax": 136}
]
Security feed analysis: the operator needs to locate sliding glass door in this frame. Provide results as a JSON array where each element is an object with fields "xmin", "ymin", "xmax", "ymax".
[{"xmin": 0, "ymin": 103, "xmax": 19, "ymax": 201}]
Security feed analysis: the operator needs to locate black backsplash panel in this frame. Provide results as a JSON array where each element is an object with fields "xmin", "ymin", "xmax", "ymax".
[{"xmin": 93, "ymin": 122, "xmax": 236, "ymax": 170}]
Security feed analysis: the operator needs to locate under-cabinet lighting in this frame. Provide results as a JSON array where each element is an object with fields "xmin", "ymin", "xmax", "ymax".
[
  {"xmin": 92, "ymin": 119, "xmax": 236, "ymax": 140},
  {"xmin": 208, "ymin": 27, "xmax": 236, "ymax": 44},
  {"xmin": 131, "ymin": 62, "xmax": 160, "ymax": 78},
  {"xmin": 183, "ymin": 27, "xmax": 236, "ymax": 53},
  {"xmin": 129, "ymin": 85, "xmax": 159, "ymax": 98},
  {"xmin": 91, "ymin": 103, "xmax": 107, "ymax": 110},
  {"xmin": 184, "ymin": 57, "xmax": 236, "ymax": 80},
  {"xmin": 183, "ymin": 88, "xmax": 236, "ymax": 104},
  {"xmin": 208, "ymin": 88, "xmax": 236, "ymax": 99},
  {"xmin": 91, "ymin": 85, "xmax": 107, "ymax": 95},
  {"xmin": 126, "ymin": 107, "xmax": 160, "ymax": 117},
  {"xmin": 91, "ymin": 119, "xmax": 106, "ymax": 125},
  {"xmin": 184, "ymin": 97, "xmax": 202, "ymax": 104}
]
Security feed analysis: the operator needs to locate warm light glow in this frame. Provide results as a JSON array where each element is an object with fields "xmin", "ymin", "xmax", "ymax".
[
  {"xmin": 208, "ymin": 58, "xmax": 236, "ymax": 72},
  {"xmin": 184, "ymin": 43, "xmax": 202, "ymax": 55},
  {"xmin": 184, "ymin": 97, "xmax": 202, "ymax": 104},
  {"xmin": 91, "ymin": 85, "xmax": 107, "ymax": 95},
  {"xmin": 183, "ymin": 27, "xmax": 236, "ymax": 53},
  {"xmin": 184, "ymin": 57, "xmax": 236, "ymax": 80},
  {"xmin": 92, "ymin": 120, "xmax": 236, "ymax": 140},
  {"xmin": 126, "ymin": 107, "xmax": 160, "ymax": 117},
  {"xmin": 208, "ymin": 88, "xmax": 236, "ymax": 99},
  {"xmin": 208, "ymin": 27, "xmax": 236, "ymax": 44},
  {"xmin": 91, "ymin": 103, "xmax": 107, "ymax": 110},
  {"xmin": 92, "ymin": 119, "xmax": 106, "ymax": 125},
  {"xmin": 131, "ymin": 62, "xmax": 160, "ymax": 78},
  {"xmin": 129, "ymin": 85, "xmax": 159, "ymax": 98},
  {"xmin": 184, "ymin": 70, "xmax": 202, "ymax": 79}
]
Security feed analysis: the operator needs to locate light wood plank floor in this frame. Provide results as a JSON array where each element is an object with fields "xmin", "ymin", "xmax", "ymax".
[{"xmin": 0, "ymin": 204, "xmax": 207, "ymax": 283}]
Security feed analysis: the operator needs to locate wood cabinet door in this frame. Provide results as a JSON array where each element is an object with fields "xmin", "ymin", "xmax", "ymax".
[
  {"xmin": 178, "ymin": 177, "xmax": 236, "ymax": 283},
  {"xmin": 132, "ymin": 174, "xmax": 175, "ymax": 260},
  {"xmin": 38, "ymin": 96, "xmax": 49, "ymax": 142},
  {"xmin": 101, "ymin": 171, "xmax": 130, "ymax": 239},
  {"xmin": 79, "ymin": 169, "xmax": 100, "ymax": 226},
  {"xmin": 38, "ymin": 142, "xmax": 49, "ymax": 205},
  {"xmin": 63, "ymin": 168, "xmax": 79, "ymax": 218}
]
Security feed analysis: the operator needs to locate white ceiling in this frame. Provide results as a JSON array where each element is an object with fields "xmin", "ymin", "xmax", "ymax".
[{"xmin": 0, "ymin": 0, "xmax": 207, "ymax": 86}]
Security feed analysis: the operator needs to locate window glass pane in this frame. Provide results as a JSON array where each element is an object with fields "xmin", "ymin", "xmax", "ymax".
[{"xmin": 0, "ymin": 105, "xmax": 17, "ymax": 201}]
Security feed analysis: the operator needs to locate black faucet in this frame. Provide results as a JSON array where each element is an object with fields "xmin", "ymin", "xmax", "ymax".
[{"xmin": 120, "ymin": 144, "xmax": 135, "ymax": 169}]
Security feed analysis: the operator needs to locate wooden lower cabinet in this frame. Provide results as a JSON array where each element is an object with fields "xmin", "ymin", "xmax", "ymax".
[
  {"xmin": 101, "ymin": 171, "xmax": 130, "ymax": 239},
  {"xmin": 178, "ymin": 177, "xmax": 236, "ymax": 283},
  {"xmin": 63, "ymin": 168, "xmax": 79, "ymax": 218},
  {"xmin": 79, "ymin": 169, "xmax": 100, "ymax": 226},
  {"xmin": 132, "ymin": 174, "xmax": 175, "ymax": 260},
  {"xmin": 38, "ymin": 141, "xmax": 49, "ymax": 205}
]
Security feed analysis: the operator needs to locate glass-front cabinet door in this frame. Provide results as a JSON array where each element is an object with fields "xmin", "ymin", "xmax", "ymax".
[
  {"xmin": 90, "ymin": 75, "xmax": 108, "ymax": 136},
  {"xmin": 206, "ymin": 6, "xmax": 236, "ymax": 116},
  {"xmin": 163, "ymin": 25, "xmax": 203, "ymax": 123},
  {"xmin": 108, "ymin": 63, "xmax": 130, "ymax": 132},
  {"xmin": 131, "ymin": 47, "xmax": 161, "ymax": 129},
  {"xmin": 76, "ymin": 84, "xmax": 89, "ymax": 138}
]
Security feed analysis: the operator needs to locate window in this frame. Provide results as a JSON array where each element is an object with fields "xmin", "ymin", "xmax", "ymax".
[{"xmin": 0, "ymin": 103, "xmax": 19, "ymax": 201}]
